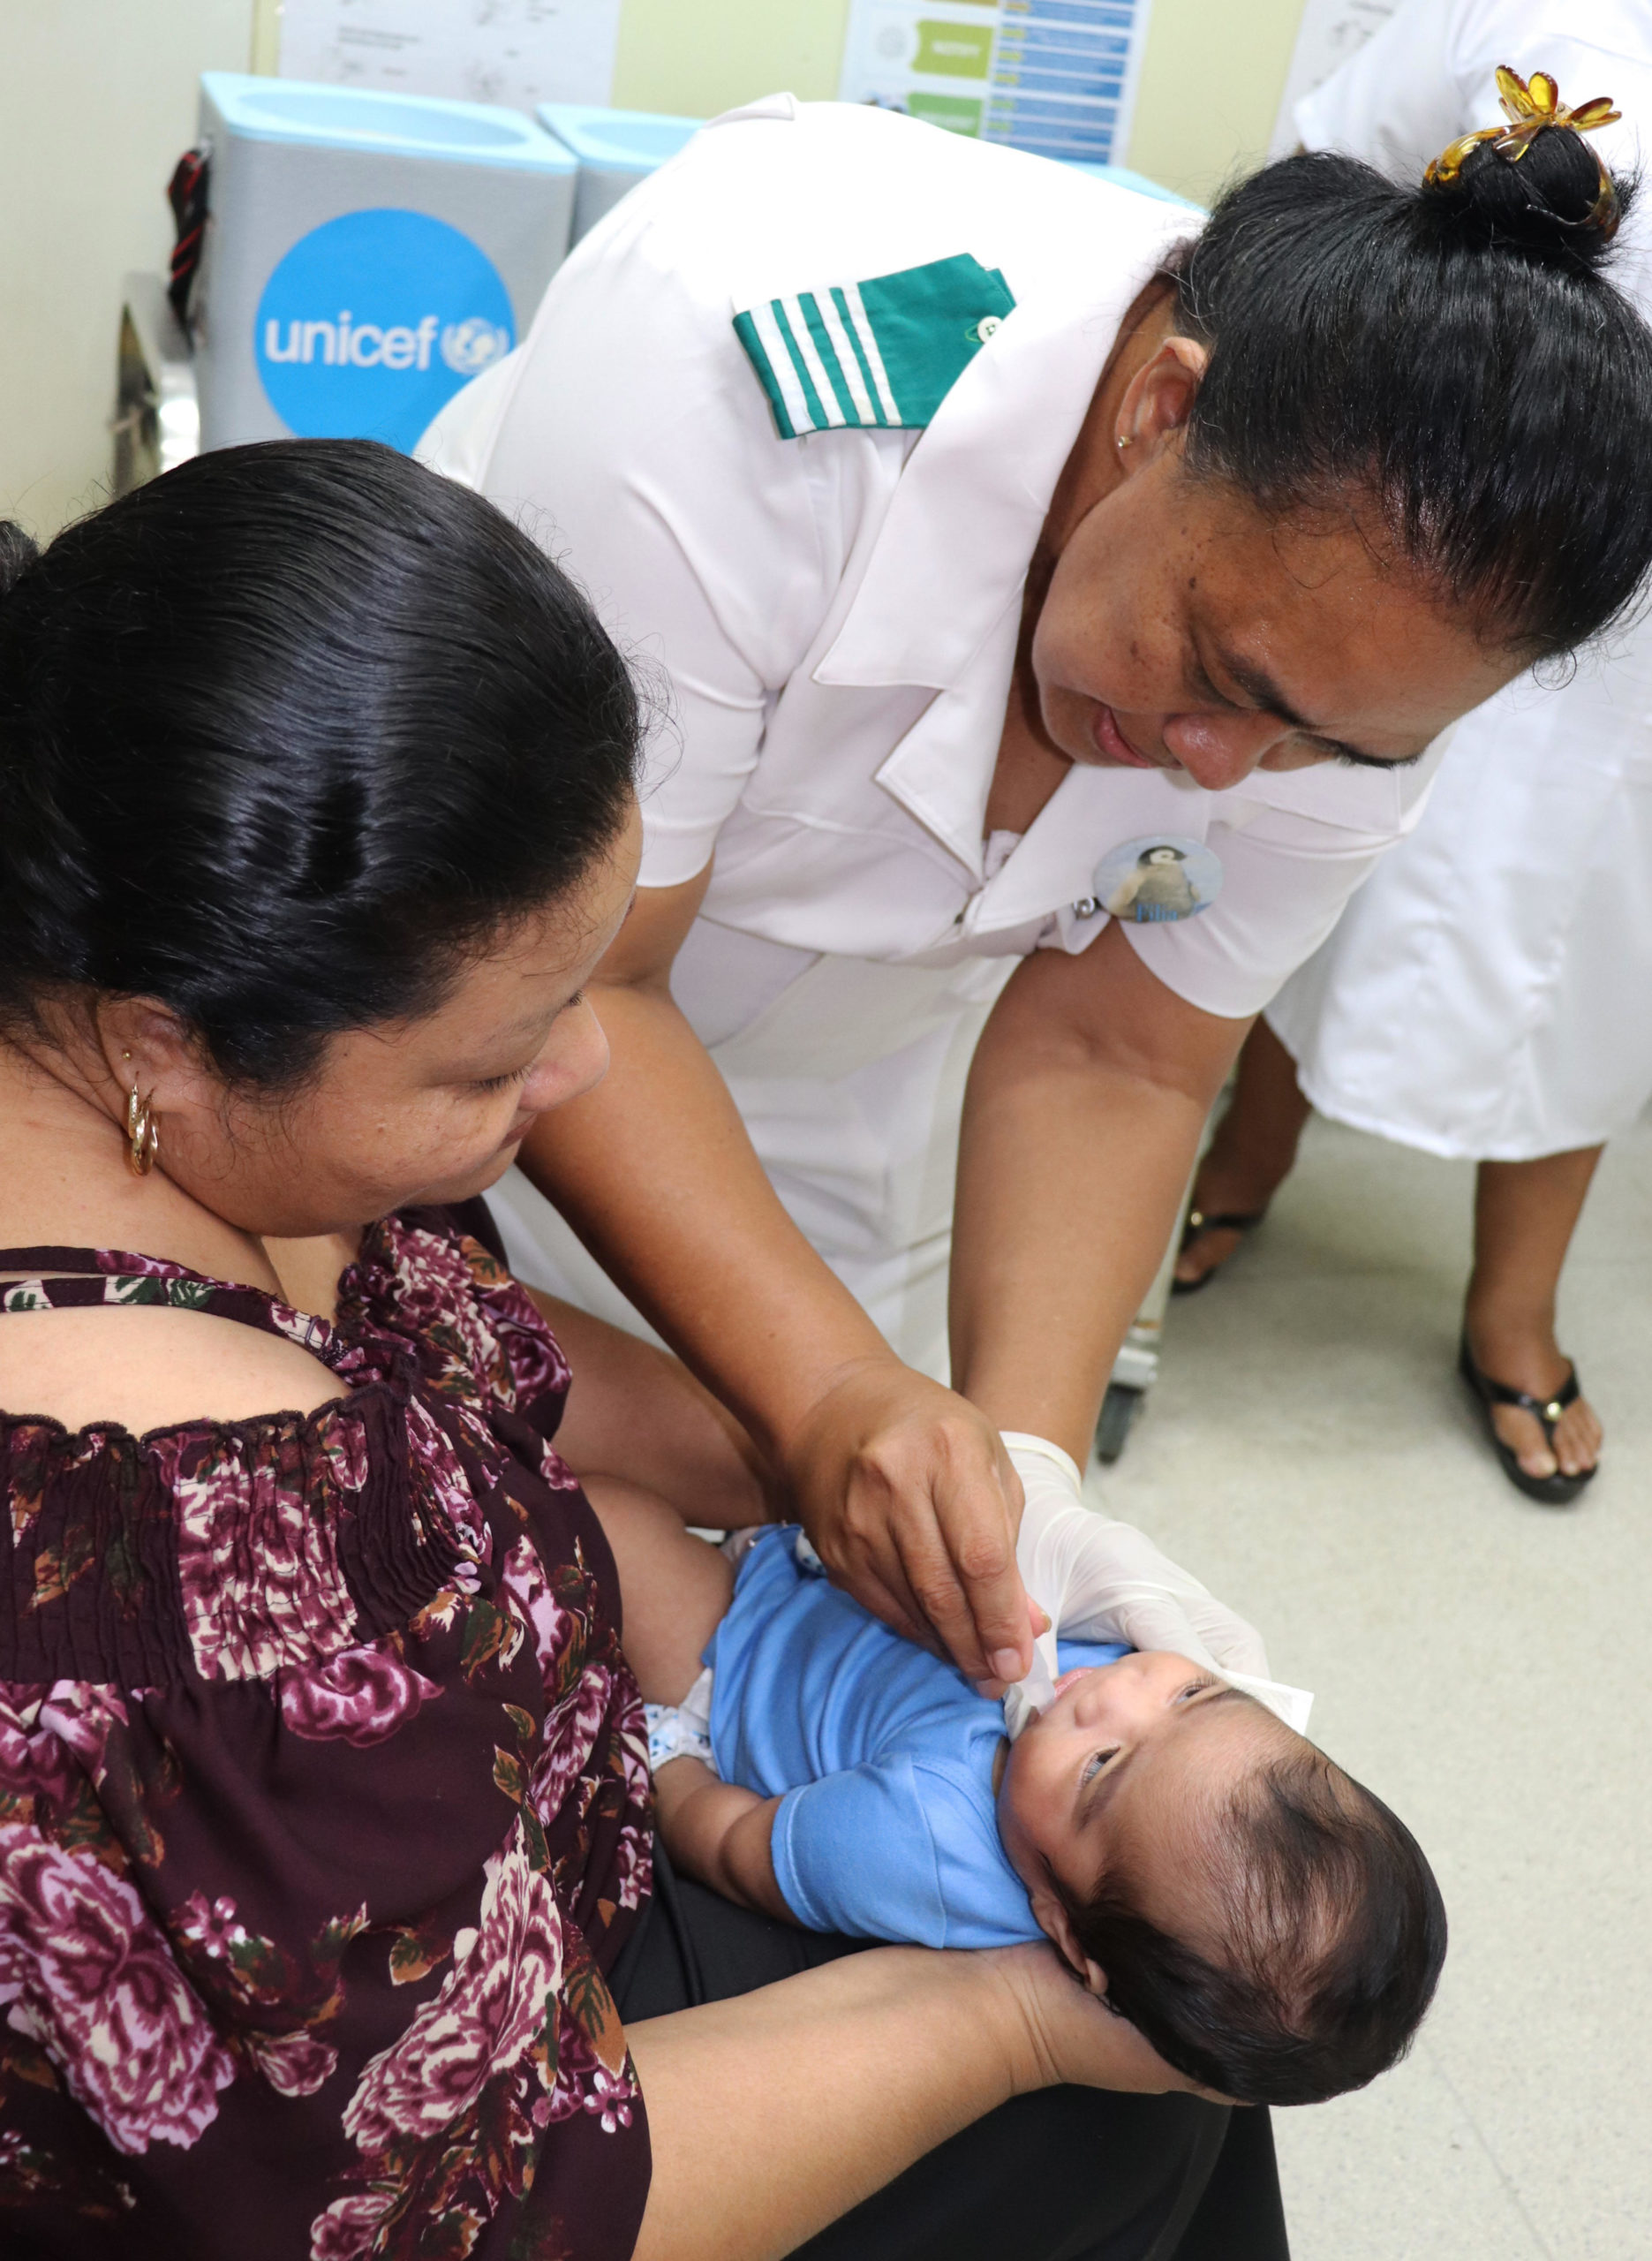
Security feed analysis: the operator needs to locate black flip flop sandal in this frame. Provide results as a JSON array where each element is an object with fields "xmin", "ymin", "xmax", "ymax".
[
  {"xmin": 1170, "ymin": 1206, "xmax": 1267, "ymax": 1297},
  {"xmin": 1458, "ymin": 1334, "xmax": 1597, "ymax": 1507}
]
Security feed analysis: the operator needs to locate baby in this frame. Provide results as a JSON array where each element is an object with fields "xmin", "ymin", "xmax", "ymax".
[{"xmin": 594, "ymin": 1491, "xmax": 1446, "ymax": 2106}]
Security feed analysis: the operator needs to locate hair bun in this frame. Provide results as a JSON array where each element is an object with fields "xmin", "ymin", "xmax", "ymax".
[
  {"xmin": 0, "ymin": 520, "xmax": 39, "ymax": 600},
  {"xmin": 1424, "ymin": 126, "xmax": 1629, "ymax": 271}
]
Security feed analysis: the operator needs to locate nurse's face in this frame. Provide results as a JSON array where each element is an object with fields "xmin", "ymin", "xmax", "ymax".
[
  {"xmin": 1030, "ymin": 341, "xmax": 1523, "ymax": 791},
  {"xmin": 119, "ymin": 798, "xmax": 644, "ymax": 1238}
]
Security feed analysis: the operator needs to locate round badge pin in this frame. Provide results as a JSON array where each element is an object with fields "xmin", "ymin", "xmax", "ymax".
[{"xmin": 1084, "ymin": 835, "xmax": 1223, "ymax": 925}]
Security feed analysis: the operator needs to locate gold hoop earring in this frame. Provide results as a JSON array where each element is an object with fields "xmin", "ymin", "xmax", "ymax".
[{"xmin": 126, "ymin": 1084, "xmax": 160, "ymax": 1177}]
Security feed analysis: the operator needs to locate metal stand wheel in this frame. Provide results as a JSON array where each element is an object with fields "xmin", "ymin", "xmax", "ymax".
[
  {"xmin": 1090, "ymin": 1137, "xmax": 1216, "ymax": 1467},
  {"xmin": 1095, "ymin": 1380, "xmax": 1143, "ymax": 1464},
  {"xmin": 1091, "ymin": 1225, "xmax": 1180, "ymax": 1467}
]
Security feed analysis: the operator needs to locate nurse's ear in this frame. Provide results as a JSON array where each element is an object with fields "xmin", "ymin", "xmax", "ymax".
[{"xmin": 1113, "ymin": 337, "xmax": 1210, "ymax": 469}]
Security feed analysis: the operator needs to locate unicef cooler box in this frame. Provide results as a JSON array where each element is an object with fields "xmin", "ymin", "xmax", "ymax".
[
  {"xmin": 536, "ymin": 105, "xmax": 702, "ymax": 244},
  {"xmin": 192, "ymin": 74, "xmax": 577, "ymax": 453}
]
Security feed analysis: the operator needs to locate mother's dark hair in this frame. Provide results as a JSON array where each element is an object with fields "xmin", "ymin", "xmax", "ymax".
[
  {"xmin": 0, "ymin": 439, "xmax": 641, "ymax": 1085},
  {"xmin": 1171, "ymin": 125, "xmax": 1652, "ymax": 655}
]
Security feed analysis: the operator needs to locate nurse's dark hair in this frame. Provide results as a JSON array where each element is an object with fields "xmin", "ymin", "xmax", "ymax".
[
  {"xmin": 1167, "ymin": 125, "xmax": 1652, "ymax": 655},
  {"xmin": 1058, "ymin": 1734, "xmax": 1447, "ymax": 2106},
  {"xmin": 0, "ymin": 440, "xmax": 641, "ymax": 1086}
]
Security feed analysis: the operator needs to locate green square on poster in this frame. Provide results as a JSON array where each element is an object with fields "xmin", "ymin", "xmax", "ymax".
[{"xmin": 913, "ymin": 19, "xmax": 994, "ymax": 75}]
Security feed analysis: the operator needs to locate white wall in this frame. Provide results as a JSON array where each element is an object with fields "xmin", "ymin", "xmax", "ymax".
[{"xmin": 0, "ymin": 0, "xmax": 255, "ymax": 539}]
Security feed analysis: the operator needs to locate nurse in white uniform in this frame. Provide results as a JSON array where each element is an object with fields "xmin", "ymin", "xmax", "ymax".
[
  {"xmin": 1181, "ymin": 5, "xmax": 1652, "ymax": 1508},
  {"xmin": 425, "ymin": 90, "xmax": 1652, "ymax": 1679}
]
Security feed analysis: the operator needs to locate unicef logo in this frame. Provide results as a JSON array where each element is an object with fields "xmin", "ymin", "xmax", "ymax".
[
  {"xmin": 255, "ymin": 208, "xmax": 515, "ymax": 451},
  {"xmin": 440, "ymin": 317, "xmax": 512, "ymax": 375}
]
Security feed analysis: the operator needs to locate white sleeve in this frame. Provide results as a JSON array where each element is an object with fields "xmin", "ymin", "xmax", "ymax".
[
  {"xmin": 1298, "ymin": 0, "xmax": 1652, "ymax": 197},
  {"xmin": 1113, "ymin": 744, "xmax": 1447, "ymax": 1021},
  {"xmin": 427, "ymin": 198, "xmax": 848, "ymax": 890}
]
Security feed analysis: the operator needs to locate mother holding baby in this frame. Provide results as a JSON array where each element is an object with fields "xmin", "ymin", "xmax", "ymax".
[{"xmin": 4, "ymin": 72, "xmax": 1651, "ymax": 2261}]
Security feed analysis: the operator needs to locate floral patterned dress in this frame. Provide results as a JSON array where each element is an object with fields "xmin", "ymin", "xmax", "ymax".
[{"xmin": 0, "ymin": 1206, "xmax": 654, "ymax": 2261}]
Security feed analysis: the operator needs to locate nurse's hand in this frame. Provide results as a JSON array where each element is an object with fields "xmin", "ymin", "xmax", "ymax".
[{"xmin": 782, "ymin": 1357, "xmax": 1043, "ymax": 1686}]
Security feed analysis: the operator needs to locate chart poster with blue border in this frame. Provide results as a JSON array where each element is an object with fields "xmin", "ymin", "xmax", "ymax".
[{"xmin": 839, "ymin": 0, "xmax": 1154, "ymax": 168}]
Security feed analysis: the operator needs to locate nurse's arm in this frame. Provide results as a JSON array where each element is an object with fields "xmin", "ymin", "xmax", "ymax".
[
  {"xmin": 516, "ymin": 869, "xmax": 1038, "ymax": 1688},
  {"xmin": 951, "ymin": 925, "xmax": 1249, "ymax": 1463}
]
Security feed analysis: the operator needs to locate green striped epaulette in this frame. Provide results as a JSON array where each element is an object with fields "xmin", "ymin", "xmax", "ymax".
[{"xmin": 733, "ymin": 252, "xmax": 1015, "ymax": 439}]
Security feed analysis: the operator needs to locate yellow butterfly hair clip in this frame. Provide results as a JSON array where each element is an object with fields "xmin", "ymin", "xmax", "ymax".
[{"xmin": 1424, "ymin": 65, "xmax": 1622, "ymax": 239}]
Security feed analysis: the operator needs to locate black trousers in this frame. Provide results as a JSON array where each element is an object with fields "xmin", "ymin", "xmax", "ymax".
[{"xmin": 610, "ymin": 1846, "xmax": 1290, "ymax": 2261}]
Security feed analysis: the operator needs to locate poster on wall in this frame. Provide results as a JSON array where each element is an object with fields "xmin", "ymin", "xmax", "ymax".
[
  {"xmin": 839, "ymin": 0, "xmax": 1155, "ymax": 169},
  {"xmin": 1269, "ymin": 0, "xmax": 1398, "ymax": 155},
  {"xmin": 277, "ymin": 0, "xmax": 622, "ymax": 112}
]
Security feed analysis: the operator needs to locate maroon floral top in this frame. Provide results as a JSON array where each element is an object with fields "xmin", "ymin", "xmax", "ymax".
[{"xmin": 0, "ymin": 1206, "xmax": 653, "ymax": 2261}]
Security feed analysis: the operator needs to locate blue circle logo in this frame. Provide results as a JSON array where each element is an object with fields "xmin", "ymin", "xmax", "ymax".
[{"xmin": 255, "ymin": 208, "xmax": 515, "ymax": 450}]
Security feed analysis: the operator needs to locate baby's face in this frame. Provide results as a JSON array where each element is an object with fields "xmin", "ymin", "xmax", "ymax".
[{"xmin": 998, "ymin": 1652, "xmax": 1298, "ymax": 1977}]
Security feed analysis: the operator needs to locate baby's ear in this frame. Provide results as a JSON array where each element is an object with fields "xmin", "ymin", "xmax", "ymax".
[{"xmin": 1032, "ymin": 1888, "xmax": 1109, "ymax": 1999}]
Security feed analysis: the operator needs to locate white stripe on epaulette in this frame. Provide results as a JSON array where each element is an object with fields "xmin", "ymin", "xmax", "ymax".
[
  {"xmin": 748, "ymin": 299, "xmax": 812, "ymax": 435},
  {"xmin": 841, "ymin": 282, "xmax": 899, "ymax": 423},
  {"xmin": 816, "ymin": 288, "xmax": 874, "ymax": 423},
  {"xmin": 781, "ymin": 294, "xmax": 847, "ymax": 427}
]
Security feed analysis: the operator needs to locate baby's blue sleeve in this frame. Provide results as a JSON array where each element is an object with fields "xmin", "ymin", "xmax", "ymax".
[
  {"xmin": 771, "ymin": 1756, "xmax": 1039, "ymax": 1950},
  {"xmin": 773, "ymin": 1757, "xmax": 950, "ymax": 1946}
]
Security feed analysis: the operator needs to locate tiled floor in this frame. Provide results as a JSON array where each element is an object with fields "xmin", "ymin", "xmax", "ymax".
[{"xmin": 1088, "ymin": 1115, "xmax": 1651, "ymax": 2261}]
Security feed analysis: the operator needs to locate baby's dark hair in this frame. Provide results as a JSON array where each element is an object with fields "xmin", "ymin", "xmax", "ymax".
[{"xmin": 1060, "ymin": 1743, "xmax": 1446, "ymax": 2105}]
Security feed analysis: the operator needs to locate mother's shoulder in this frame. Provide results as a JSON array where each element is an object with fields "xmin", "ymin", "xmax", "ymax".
[{"xmin": 0, "ymin": 1301, "xmax": 343, "ymax": 1440}]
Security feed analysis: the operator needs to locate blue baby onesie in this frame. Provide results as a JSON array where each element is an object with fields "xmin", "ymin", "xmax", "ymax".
[{"xmin": 706, "ymin": 1527, "xmax": 1128, "ymax": 1948}]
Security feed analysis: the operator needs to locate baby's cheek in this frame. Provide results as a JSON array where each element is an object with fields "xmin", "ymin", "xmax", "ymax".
[{"xmin": 999, "ymin": 1742, "xmax": 1063, "ymax": 1864}]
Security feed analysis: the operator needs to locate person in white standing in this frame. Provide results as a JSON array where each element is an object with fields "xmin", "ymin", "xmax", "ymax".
[
  {"xmin": 423, "ymin": 89, "xmax": 1652, "ymax": 1682},
  {"xmin": 1176, "ymin": 4, "xmax": 1652, "ymax": 1508}
]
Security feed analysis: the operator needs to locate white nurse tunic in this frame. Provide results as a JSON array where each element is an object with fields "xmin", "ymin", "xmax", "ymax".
[
  {"xmin": 1268, "ymin": 0, "xmax": 1652, "ymax": 1161},
  {"xmin": 425, "ymin": 96, "xmax": 1443, "ymax": 1371}
]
